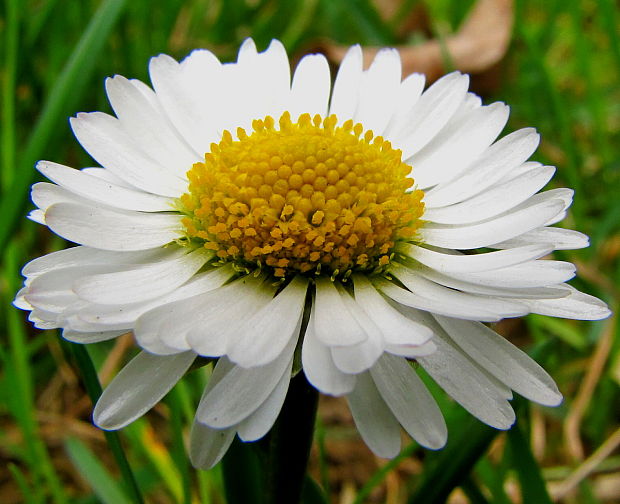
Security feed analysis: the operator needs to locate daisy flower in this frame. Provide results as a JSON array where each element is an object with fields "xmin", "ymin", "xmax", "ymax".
[{"xmin": 15, "ymin": 39, "xmax": 610, "ymax": 468}]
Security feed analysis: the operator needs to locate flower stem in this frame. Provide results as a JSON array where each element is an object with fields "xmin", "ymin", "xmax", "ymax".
[{"xmin": 262, "ymin": 371, "xmax": 319, "ymax": 504}]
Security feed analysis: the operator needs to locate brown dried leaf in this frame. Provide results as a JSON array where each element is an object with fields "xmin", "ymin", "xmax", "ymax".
[{"xmin": 324, "ymin": 0, "xmax": 514, "ymax": 83}]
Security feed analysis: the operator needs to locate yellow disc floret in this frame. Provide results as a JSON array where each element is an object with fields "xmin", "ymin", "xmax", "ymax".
[{"xmin": 179, "ymin": 112, "xmax": 424, "ymax": 278}]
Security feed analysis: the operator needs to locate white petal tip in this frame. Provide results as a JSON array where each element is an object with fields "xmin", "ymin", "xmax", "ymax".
[
  {"xmin": 535, "ymin": 392, "xmax": 563, "ymax": 408},
  {"xmin": 92, "ymin": 411, "xmax": 123, "ymax": 431},
  {"xmin": 419, "ymin": 432, "xmax": 448, "ymax": 450}
]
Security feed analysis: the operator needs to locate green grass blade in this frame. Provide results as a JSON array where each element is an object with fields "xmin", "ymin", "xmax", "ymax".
[
  {"xmin": 475, "ymin": 457, "xmax": 512, "ymax": 504},
  {"xmin": 598, "ymin": 0, "xmax": 620, "ymax": 70},
  {"xmin": 408, "ymin": 411, "xmax": 499, "ymax": 504},
  {"xmin": 348, "ymin": 0, "xmax": 394, "ymax": 44},
  {"xmin": 166, "ymin": 388, "xmax": 192, "ymax": 504},
  {"xmin": 0, "ymin": 0, "xmax": 127, "ymax": 255},
  {"xmin": 352, "ymin": 442, "xmax": 418, "ymax": 504},
  {"xmin": 301, "ymin": 475, "xmax": 329, "ymax": 504},
  {"xmin": 4, "ymin": 245, "xmax": 68, "ymax": 504},
  {"xmin": 507, "ymin": 419, "xmax": 553, "ymax": 504},
  {"xmin": 65, "ymin": 437, "xmax": 132, "ymax": 504},
  {"xmin": 67, "ymin": 342, "xmax": 144, "ymax": 504},
  {"xmin": 314, "ymin": 417, "xmax": 331, "ymax": 498},
  {"xmin": 280, "ymin": 0, "xmax": 319, "ymax": 50},
  {"xmin": 7, "ymin": 463, "xmax": 42, "ymax": 504},
  {"xmin": 1, "ymin": 0, "xmax": 19, "ymax": 190},
  {"xmin": 461, "ymin": 476, "xmax": 491, "ymax": 504}
]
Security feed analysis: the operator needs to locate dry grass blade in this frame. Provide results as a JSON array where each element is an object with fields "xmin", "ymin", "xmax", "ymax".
[
  {"xmin": 324, "ymin": 0, "xmax": 514, "ymax": 81},
  {"xmin": 564, "ymin": 316, "xmax": 616, "ymax": 461},
  {"xmin": 553, "ymin": 426, "xmax": 620, "ymax": 501},
  {"xmin": 98, "ymin": 333, "xmax": 135, "ymax": 386}
]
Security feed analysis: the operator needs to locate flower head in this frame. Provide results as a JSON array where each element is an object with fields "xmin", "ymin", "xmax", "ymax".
[{"xmin": 15, "ymin": 39, "xmax": 610, "ymax": 468}]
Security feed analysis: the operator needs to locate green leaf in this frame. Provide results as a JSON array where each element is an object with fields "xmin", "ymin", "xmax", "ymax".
[
  {"xmin": 408, "ymin": 410, "xmax": 499, "ymax": 504},
  {"xmin": 529, "ymin": 314, "xmax": 587, "ymax": 350},
  {"xmin": 507, "ymin": 421, "xmax": 553, "ymax": 504},
  {"xmin": 461, "ymin": 476, "xmax": 491, "ymax": 504},
  {"xmin": 475, "ymin": 458, "xmax": 512, "ymax": 504},
  {"xmin": 301, "ymin": 475, "xmax": 329, "ymax": 504},
  {"xmin": 65, "ymin": 437, "xmax": 132, "ymax": 504},
  {"xmin": 222, "ymin": 437, "xmax": 265, "ymax": 504},
  {"xmin": 166, "ymin": 388, "xmax": 192, "ymax": 504}
]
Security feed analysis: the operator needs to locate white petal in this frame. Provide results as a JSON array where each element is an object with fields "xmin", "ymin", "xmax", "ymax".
[
  {"xmin": 70, "ymin": 112, "xmax": 187, "ymax": 197},
  {"xmin": 223, "ymin": 39, "xmax": 292, "ymax": 131},
  {"xmin": 237, "ymin": 37, "xmax": 258, "ymax": 61},
  {"xmin": 409, "ymin": 103, "xmax": 510, "ymax": 188},
  {"xmin": 137, "ymin": 274, "xmax": 267, "ymax": 355},
  {"xmin": 26, "ymin": 264, "xmax": 113, "ymax": 306},
  {"xmin": 491, "ymin": 227, "xmax": 590, "ymax": 250},
  {"xmin": 302, "ymin": 307, "xmax": 356, "ymax": 396},
  {"xmin": 227, "ymin": 276, "xmax": 308, "ymax": 368},
  {"xmin": 82, "ymin": 265, "xmax": 235, "ymax": 330},
  {"xmin": 390, "ymin": 266, "xmax": 530, "ymax": 319},
  {"xmin": 419, "ymin": 199, "xmax": 565, "ymax": 249},
  {"xmin": 417, "ymin": 329, "xmax": 516, "ymax": 429},
  {"xmin": 197, "ymin": 339, "xmax": 296, "ymax": 429},
  {"xmin": 435, "ymin": 316, "xmax": 562, "ymax": 406},
  {"xmin": 370, "ymin": 354, "xmax": 447, "ymax": 449},
  {"xmin": 330, "ymin": 286, "xmax": 385, "ymax": 374},
  {"xmin": 149, "ymin": 52, "xmax": 223, "ymax": 155},
  {"xmin": 329, "ymin": 45, "xmax": 363, "ymax": 121},
  {"xmin": 93, "ymin": 351, "xmax": 195, "ymax": 429},
  {"xmin": 74, "ymin": 248, "xmax": 211, "ymax": 304},
  {"xmin": 22, "ymin": 246, "xmax": 173, "ymax": 278},
  {"xmin": 448, "ymin": 259, "xmax": 576, "ymax": 288},
  {"xmin": 288, "ymin": 54, "xmax": 331, "ymax": 120},
  {"xmin": 30, "ymin": 310, "xmax": 62, "ymax": 329},
  {"xmin": 251, "ymin": 39, "xmax": 292, "ymax": 119},
  {"xmin": 353, "ymin": 274, "xmax": 433, "ymax": 346},
  {"xmin": 186, "ymin": 278, "xmax": 276, "ymax": 357},
  {"xmin": 189, "ymin": 422, "xmax": 235, "ymax": 470},
  {"xmin": 385, "ymin": 340, "xmax": 437, "ymax": 358},
  {"xmin": 181, "ymin": 49, "xmax": 229, "ymax": 147},
  {"xmin": 13, "ymin": 287, "xmax": 32, "ymax": 310},
  {"xmin": 37, "ymin": 161, "xmax": 175, "ymax": 212},
  {"xmin": 32, "ymin": 182, "xmax": 92, "ymax": 211},
  {"xmin": 62, "ymin": 328, "xmax": 128, "ymax": 343},
  {"xmin": 346, "ymin": 372, "xmax": 401, "ymax": 458},
  {"xmin": 391, "ymin": 72, "xmax": 469, "ymax": 156},
  {"xmin": 81, "ymin": 167, "xmax": 135, "ymax": 188},
  {"xmin": 376, "ymin": 277, "xmax": 508, "ymax": 322},
  {"xmin": 313, "ymin": 277, "xmax": 366, "ymax": 346},
  {"xmin": 451, "ymin": 92, "xmax": 482, "ymax": 120},
  {"xmin": 516, "ymin": 285, "xmax": 611, "ymax": 320},
  {"xmin": 190, "ymin": 357, "xmax": 237, "ymax": 468},
  {"xmin": 45, "ymin": 203, "xmax": 182, "ymax": 251},
  {"xmin": 423, "ymin": 166, "xmax": 556, "ymax": 224},
  {"xmin": 105, "ymin": 75, "xmax": 199, "ymax": 174},
  {"xmin": 354, "ymin": 48, "xmax": 402, "ymax": 135},
  {"xmin": 423, "ymin": 128, "xmax": 540, "ymax": 208},
  {"xmin": 398, "ymin": 243, "xmax": 553, "ymax": 274},
  {"xmin": 237, "ymin": 362, "xmax": 291, "ymax": 442},
  {"xmin": 383, "ymin": 73, "xmax": 426, "ymax": 138},
  {"xmin": 418, "ymin": 266, "xmax": 570, "ymax": 299},
  {"xmin": 28, "ymin": 209, "xmax": 45, "ymax": 224}
]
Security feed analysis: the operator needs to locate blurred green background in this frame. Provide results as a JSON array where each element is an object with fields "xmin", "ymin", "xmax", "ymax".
[{"xmin": 1, "ymin": 0, "xmax": 618, "ymax": 503}]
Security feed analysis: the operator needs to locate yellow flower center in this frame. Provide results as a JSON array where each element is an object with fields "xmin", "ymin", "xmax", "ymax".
[{"xmin": 179, "ymin": 112, "xmax": 424, "ymax": 278}]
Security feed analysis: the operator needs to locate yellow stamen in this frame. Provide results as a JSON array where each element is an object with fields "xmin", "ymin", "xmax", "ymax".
[{"xmin": 180, "ymin": 112, "xmax": 424, "ymax": 278}]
